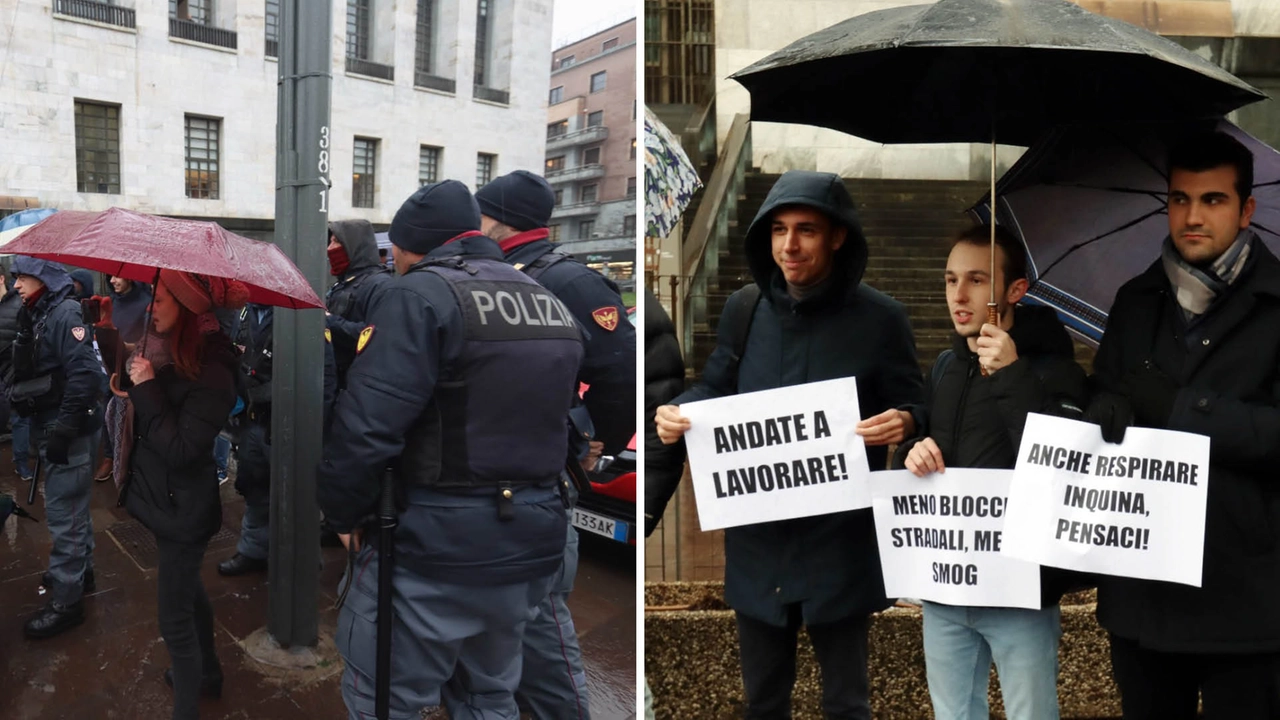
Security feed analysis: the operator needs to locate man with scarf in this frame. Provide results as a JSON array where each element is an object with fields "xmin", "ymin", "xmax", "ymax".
[
  {"xmin": 326, "ymin": 219, "xmax": 392, "ymax": 385},
  {"xmin": 475, "ymin": 170, "xmax": 636, "ymax": 719},
  {"xmin": 8, "ymin": 257, "xmax": 106, "ymax": 638},
  {"xmin": 1084, "ymin": 131, "xmax": 1280, "ymax": 718}
]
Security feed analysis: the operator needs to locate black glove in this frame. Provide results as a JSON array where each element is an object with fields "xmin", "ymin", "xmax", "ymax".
[
  {"xmin": 45, "ymin": 431, "xmax": 71, "ymax": 466},
  {"xmin": 1083, "ymin": 391, "xmax": 1133, "ymax": 444},
  {"xmin": 1125, "ymin": 361, "xmax": 1179, "ymax": 427}
]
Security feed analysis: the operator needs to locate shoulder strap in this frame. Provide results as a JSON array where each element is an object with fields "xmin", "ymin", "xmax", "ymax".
[
  {"xmin": 723, "ymin": 284, "xmax": 762, "ymax": 391},
  {"xmin": 520, "ymin": 250, "xmax": 573, "ymax": 281}
]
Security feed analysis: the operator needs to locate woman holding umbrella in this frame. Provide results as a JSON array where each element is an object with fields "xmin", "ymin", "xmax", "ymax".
[{"xmin": 121, "ymin": 269, "xmax": 248, "ymax": 720}]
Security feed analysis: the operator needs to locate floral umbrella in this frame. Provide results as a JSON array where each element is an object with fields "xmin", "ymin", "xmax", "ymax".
[{"xmin": 645, "ymin": 107, "xmax": 703, "ymax": 240}]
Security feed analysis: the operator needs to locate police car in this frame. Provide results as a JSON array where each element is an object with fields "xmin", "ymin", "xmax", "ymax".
[{"xmin": 570, "ymin": 305, "xmax": 637, "ymax": 545}]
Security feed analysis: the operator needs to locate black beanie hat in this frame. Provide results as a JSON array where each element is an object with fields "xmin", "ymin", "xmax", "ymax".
[
  {"xmin": 389, "ymin": 180, "xmax": 481, "ymax": 254},
  {"xmin": 474, "ymin": 170, "xmax": 556, "ymax": 232}
]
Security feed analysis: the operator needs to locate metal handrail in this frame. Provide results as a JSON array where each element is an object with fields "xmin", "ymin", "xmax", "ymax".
[
  {"xmin": 677, "ymin": 113, "xmax": 751, "ymax": 352},
  {"xmin": 169, "ymin": 17, "xmax": 237, "ymax": 49},
  {"xmin": 54, "ymin": 0, "xmax": 135, "ymax": 28}
]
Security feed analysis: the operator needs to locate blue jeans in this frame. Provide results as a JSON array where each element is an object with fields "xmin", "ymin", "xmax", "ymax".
[
  {"xmin": 213, "ymin": 433, "xmax": 230, "ymax": 474},
  {"xmin": 922, "ymin": 602, "xmax": 1061, "ymax": 720}
]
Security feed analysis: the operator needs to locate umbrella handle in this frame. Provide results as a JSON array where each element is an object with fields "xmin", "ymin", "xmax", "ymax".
[{"xmin": 979, "ymin": 304, "xmax": 999, "ymax": 378}]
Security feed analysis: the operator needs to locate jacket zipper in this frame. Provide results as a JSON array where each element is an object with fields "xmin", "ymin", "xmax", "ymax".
[{"xmin": 952, "ymin": 358, "xmax": 976, "ymax": 454}]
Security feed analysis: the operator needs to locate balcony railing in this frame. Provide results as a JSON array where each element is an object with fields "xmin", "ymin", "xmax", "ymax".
[
  {"xmin": 55, "ymin": 0, "xmax": 135, "ymax": 28},
  {"xmin": 545, "ymin": 164, "xmax": 606, "ymax": 184},
  {"xmin": 169, "ymin": 18, "xmax": 237, "ymax": 50},
  {"xmin": 551, "ymin": 201, "xmax": 601, "ymax": 219},
  {"xmin": 474, "ymin": 86, "xmax": 510, "ymax": 104},
  {"xmin": 546, "ymin": 125, "xmax": 609, "ymax": 152},
  {"xmin": 415, "ymin": 71, "xmax": 456, "ymax": 93},
  {"xmin": 265, "ymin": 38, "xmax": 278, "ymax": 58},
  {"xmin": 346, "ymin": 56, "xmax": 395, "ymax": 81}
]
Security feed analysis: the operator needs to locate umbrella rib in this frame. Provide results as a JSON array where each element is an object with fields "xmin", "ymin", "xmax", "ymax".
[{"xmin": 1031, "ymin": 206, "xmax": 1168, "ymax": 288}]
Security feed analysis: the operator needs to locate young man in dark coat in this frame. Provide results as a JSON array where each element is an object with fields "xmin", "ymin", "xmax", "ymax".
[
  {"xmin": 896, "ymin": 224, "xmax": 1087, "ymax": 720},
  {"xmin": 1083, "ymin": 132, "xmax": 1280, "ymax": 718},
  {"xmin": 643, "ymin": 287, "xmax": 685, "ymax": 538},
  {"xmin": 326, "ymin": 218, "xmax": 391, "ymax": 386},
  {"xmin": 655, "ymin": 170, "xmax": 925, "ymax": 719}
]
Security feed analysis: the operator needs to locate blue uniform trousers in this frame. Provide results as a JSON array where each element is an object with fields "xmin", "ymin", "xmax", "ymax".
[
  {"xmin": 39, "ymin": 424, "xmax": 97, "ymax": 606},
  {"xmin": 233, "ymin": 423, "xmax": 271, "ymax": 560},
  {"xmin": 517, "ymin": 522, "xmax": 591, "ymax": 719}
]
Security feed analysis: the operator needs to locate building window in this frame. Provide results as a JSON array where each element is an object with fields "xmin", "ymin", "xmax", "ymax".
[
  {"xmin": 558, "ymin": 55, "xmax": 575, "ymax": 69},
  {"xmin": 547, "ymin": 120, "xmax": 568, "ymax": 138},
  {"xmin": 548, "ymin": 224, "xmax": 561, "ymax": 243},
  {"xmin": 171, "ymin": 0, "xmax": 211, "ymax": 24},
  {"xmin": 474, "ymin": 0, "xmax": 490, "ymax": 86},
  {"xmin": 626, "ymin": 177, "xmax": 636, "ymax": 199},
  {"xmin": 553, "ymin": 189, "xmax": 563, "ymax": 206},
  {"xmin": 587, "ymin": 110, "xmax": 603, "ymax": 127},
  {"xmin": 346, "ymin": 0, "xmax": 370, "ymax": 60},
  {"xmin": 549, "ymin": 86, "xmax": 563, "ymax": 105},
  {"xmin": 419, "ymin": 145, "xmax": 441, "ymax": 186},
  {"xmin": 546, "ymin": 156, "xmax": 565, "ymax": 172},
  {"xmin": 624, "ymin": 214, "xmax": 636, "ymax": 237},
  {"xmin": 74, "ymin": 101, "xmax": 120, "ymax": 195},
  {"xmin": 583, "ymin": 147, "xmax": 601, "ymax": 165},
  {"xmin": 581, "ymin": 184, "xmax": 598, "ymax": 203},
  {"xmin": 477, "ymin": 152, "xmax": 496, "ymax": 187},
  {"xmin": 590, "ymin": 71, "xmax": 607, "ymax": 93},
  {"xmin": 353, "ymin": 137, "xmax": 377, "ymax": 208},
  {"xmin": 602, "ymin": 37, "xmax": 618, "ymax": 51},
  {"xmin": 631, "ymin": 138, "xmax": 636, "ymax": 159},
  {"xmin": 184, "ymin": 115, "xmax": 220, "ymax": 200},
  {"xmin": 415, "ymin": 0, "xmax": 435, "ymax": 74},
  {"xmin": 578, "ymin": 219, "xmax": 595, "ymax": 239},
  {"xmin": 265, "ymin": 0, "xmax": 280, "ymax": 56}
]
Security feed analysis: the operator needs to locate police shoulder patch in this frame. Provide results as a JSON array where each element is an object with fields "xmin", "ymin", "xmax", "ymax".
[
  {"xmin": 592, "ymin": 307, "xmax": 619, "ymax": 332},
  {"xmin": 324, "ymin": 328, "xmax": 332, "ymax": 343},
  {"xmin": 71, "ymin": 326, "xmax": 86, "ymax": 342},
  {"xmin": 356, "ymin": 326, "xmax": 375, "ymax": 354}
]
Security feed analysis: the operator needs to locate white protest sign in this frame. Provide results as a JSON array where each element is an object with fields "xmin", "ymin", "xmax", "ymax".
[
  {"xmin": 680, "ymin": 377, "xmax": 871, "ymax": 531},
  {"xmin": 1002, "ymin": 413, "xmax": 1209, "ymax": 587},
  {"xmin": 871, "ymin": 469, "xmax": 1041, "ymax": 609}
]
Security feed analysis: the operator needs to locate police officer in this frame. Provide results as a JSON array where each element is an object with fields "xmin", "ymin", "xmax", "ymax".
[
  {"xmin": 218, "ymin": 302, "xmax": 274, "ymax": 576},
  {"xmin": 317, "ymin": 180, "xmax": 584, "ymax": 720},
  {"xmin": 326, "ymin": 219, "xmax": 391, "ymax": 385},
  {"xmin": 476, "ymin": 170, "xmax": 637, "ymax": 719},
  {"xmin": 9, "ymin": 257, "xmax": 107, "ymax": 638}
]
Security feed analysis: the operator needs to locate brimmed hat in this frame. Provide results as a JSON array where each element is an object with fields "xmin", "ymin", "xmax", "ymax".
[{"xmin": 159, "ymin": 270, "xmax": 250, "ymax": 315}]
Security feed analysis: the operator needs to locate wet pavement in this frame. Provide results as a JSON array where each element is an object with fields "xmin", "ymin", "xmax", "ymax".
[{"xmin": 0, "ymin": 458, "xmax": 637, "ymax": 719}]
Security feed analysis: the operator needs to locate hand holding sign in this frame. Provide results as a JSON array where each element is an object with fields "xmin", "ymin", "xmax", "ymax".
[
  {"xmin": 655, "ymin": 404, "xmax": 691, "ymax": 445},
  {"xmin": 975, "ymin": 324, "xmax": 1018, "ymax": 374},
  {"xmin": 905, "ymin": 437, "xmax": 946, "ymax": 477},
  {"xmin": 855, "ymin": 408, "xmax": 915, "ymax": 446}
]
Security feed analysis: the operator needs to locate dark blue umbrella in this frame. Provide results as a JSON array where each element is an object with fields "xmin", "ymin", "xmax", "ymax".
[{"xmin": 970, "ymin": 120, "xmax": 1280, "ymax": 344}]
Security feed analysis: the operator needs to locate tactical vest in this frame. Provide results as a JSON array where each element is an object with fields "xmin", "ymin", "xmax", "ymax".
[
  {"xmin": 6, "ymin": 300, "xmax": 73, "ymax": 417},
  {"xmin": 400, "ymin": 255, "xmax": 583, "ymax": 493},
  {"xmin": 327, "ymin": 267, "xmax": 387, "ymax": 380}
]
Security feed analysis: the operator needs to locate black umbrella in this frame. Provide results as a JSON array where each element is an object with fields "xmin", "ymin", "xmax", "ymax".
[{"xmin": 730, "ymin": 0, "xmax": 1264, "ymax": 146}]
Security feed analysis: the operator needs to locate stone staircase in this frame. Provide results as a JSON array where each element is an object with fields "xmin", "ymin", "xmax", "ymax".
[{"xmin": 689, "ymin": 173, "xmax": 990, "ymax": 376}]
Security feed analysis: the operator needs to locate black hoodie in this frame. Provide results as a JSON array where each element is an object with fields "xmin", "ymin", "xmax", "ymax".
[{"xmin": 326, "ymin": 219, "xmax": 392, "ymax": 380}]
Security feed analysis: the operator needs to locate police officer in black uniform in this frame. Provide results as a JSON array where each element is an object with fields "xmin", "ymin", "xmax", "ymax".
[
  {"xmin": 218, "ymin": 303, "xmax": 273, "ymax": 576},
  {"xmin": 326, "ymin": 219, "xmax": 391, "ymax": 385},
  {"xmin": 9, "ymin": 257, "xmax": 107, "ymax": 638},
  {"xmin": 317, "ymin": 180, "xmax": 584, "ymax": 720},
  {"xmin": 476, "ymin": 170, "xmax": 637, "ymax": 718}
]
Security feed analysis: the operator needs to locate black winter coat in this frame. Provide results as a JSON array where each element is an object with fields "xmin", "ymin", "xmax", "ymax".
[
  {"xmin": 124, "ymin": 335, "xmax": 239, "ymax": 544},
  {"xmin": 644, "ymin": 289, "xmax": 685, "ymax": 536},
  {"xmin": 672, "ymin": 171, "xmax": 924, "ymax": 626},
  {"xmin": 1093, "ymin": 243, "xmax": 1280, "ymax": 653},
  {"xmin": 895, "ymin": 304, "xmax": 1089, "ymax": 607},
  {"xmin": 0, "ymin": 291, "xmax": 21, "ymax": 378}
]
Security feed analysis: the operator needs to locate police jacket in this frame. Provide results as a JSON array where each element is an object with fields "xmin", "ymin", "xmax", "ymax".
[
  {"xmin": 7, "ymin": 258, "xmax": 106, "ymax": 437},
  {"xmin": 236, "ymin": 304, "xmax": 273, "ymax": 418},
  {"xmin": 317, "ymin": 234, "xmax": 584, "ymax": 584},
  {"xmin": 505, "ymin": 231, "xmax": 636, "ymax": 455},
  {"xmin": 1093, "ymin": 240, "xmax": 1280, "ymax": 653},
  {"xmin": 669, "ymin": 172, "xmax": 925, "ymax": 627},
  {"xmin": 326, "ymin": 219, "xmax": 391, "ymax": 381},
  {"xmin": 124, "ymin": 334, "xmax": 239, "ymax": 544},
  {"xmin": 894, "ymin": 304, "xmax": 1089, "ymax": 608}
]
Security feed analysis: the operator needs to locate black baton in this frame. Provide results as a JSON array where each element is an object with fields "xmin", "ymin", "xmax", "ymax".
[
  {"xmin": 374, "ymin": 467, "xmax": 398, "ymax": 720},
  {"xmin": 27, "ymin": 453, "xmax": 41, "ymax": 506}
]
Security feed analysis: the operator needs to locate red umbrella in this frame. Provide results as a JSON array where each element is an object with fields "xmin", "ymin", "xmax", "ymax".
[{"xmin": 1, "ymin": 207, "xmax": 324, "ymax": 309}]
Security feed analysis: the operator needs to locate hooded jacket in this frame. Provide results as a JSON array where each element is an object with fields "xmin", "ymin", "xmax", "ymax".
[
  {"xmin": 326, "ymin": 219, "xmax": 391, "ymax": 380},
  {"xmin": 894, "ymin": 304, "xmax": 1089, "ymax": 607},
  {"xmin": 643, "ymin": 288, "xmax": 685, "ymax": 536},
  {"xmin": 109, "ymin": 280, "xmax": 153, "ymax": 344},
  {"xmin": 670, "ymin": 171, "xmax": 925, "ymax": 626},
  {"xmin": 8, "ymin": 257, "xmax": 106, "ymax": 437},
  {"xmin": 69, "ymin": 269, "xmax": 95, "ymax": 301}
]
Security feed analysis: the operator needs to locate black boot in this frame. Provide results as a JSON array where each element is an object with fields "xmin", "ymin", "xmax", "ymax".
[
  {"xmin": 217, "ymin": 553, "xmax": 267, "ymax": 576},
  {"xmin": 40, "ymin": 567, "xmax": 96, "ymax": 594},
  {"xmin": 24, "ymin": 600, "xmax": 85, "ymax": 639},
  {"xmin": 163, "ymin": 668, "xmax": 224, "ymax": 699}
]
